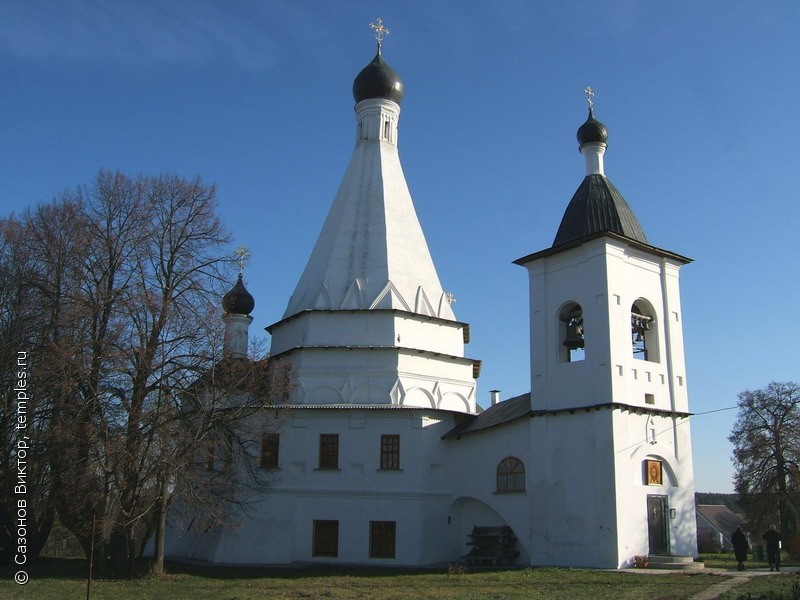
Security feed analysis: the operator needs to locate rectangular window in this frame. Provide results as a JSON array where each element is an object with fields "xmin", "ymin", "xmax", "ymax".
[
  {"xmin": 312, "ymin": 520, "xmax": 339, "ymax": 557},
  {"xmin": 369, "ymin": 521, "xmax": 396, "ymax": 559},
  {"xmin": 206, "ymin": 432, "xmax": 234, "ymax": 470},
  {"xmin": 205, "ymin": 438, "xmax": 217, "ymax": 471},
  {"xmin": 319, "ymin": 434, "xmax": 339, "ymax": 470},
  {"xmin": 260, "ymin": 433, "xmax": 280, "ymax": 469},
  {"xmin": 380, "ymin": 434, "xmax": 400, "ymax": 470}
]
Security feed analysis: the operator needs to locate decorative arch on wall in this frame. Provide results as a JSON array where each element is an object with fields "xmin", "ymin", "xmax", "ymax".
[
  {"xmin": 312, "ymin": 283, "xmax": 333, "ymax": 310},
  {"xmin": 633, "ymin": 453, "xmax": 678, "ymax": 488},
  {"xmin": 631, "ymin": 298, "xmax": 660, "ymax": 363},
  {"xmin": 558, "ymin": 301, "xmax": 585, "ymax": 363},
  {"xmin": 448, "ymin": 496, "xmax": 530, "ymax": 564},
  {"xmin": 304, "ymin": 385, "xmax": 344, "ymax": 404},
  {"xmin": 401, "ymin": 386, "xmax": 436, "ymax": 409},
  {"xmin": 438, "ymin": 392, "xmax": 471, "ymax": 412}
]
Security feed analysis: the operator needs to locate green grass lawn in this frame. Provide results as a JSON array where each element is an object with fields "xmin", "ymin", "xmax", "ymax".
[
  {"xmin": 700, "ymin": 550, "xmax": 799, "ymax": 570},
  {"xmin": 0, "ymin": 558, "xmax": 715, "ymax": 600},
  {"xmin": 716, "ymin": 575, "xmax": 800, "ymax": 600},
  {"xmin": 2, "ymin": 557, "xmax": 799, "ymax": 600}
]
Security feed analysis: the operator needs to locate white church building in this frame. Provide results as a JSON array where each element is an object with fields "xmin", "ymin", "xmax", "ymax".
[{"xmin": 165, "ymin": 28, "xmax": 699, "ymax": 569}]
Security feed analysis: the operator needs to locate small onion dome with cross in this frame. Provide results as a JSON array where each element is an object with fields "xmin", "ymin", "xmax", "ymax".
[
  {"xmin": 353, "ymin": 18, "xmax": 404, "ymax": 105},
  {"xmin": 222, "ymin": 274, "xmax": 255, "ymax": 316},
  {"xmin": 577, "ymin": 86, "xmax": 608, "ymax": 149},
  {"xmin": 577, "ymin": 108, "xmax": 608, "ymax": 148}
]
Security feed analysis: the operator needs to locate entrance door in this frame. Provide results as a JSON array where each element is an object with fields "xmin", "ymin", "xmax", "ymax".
[{"xmin": 647, "ymin": 495, "xmax": 669, "ymax": 555}]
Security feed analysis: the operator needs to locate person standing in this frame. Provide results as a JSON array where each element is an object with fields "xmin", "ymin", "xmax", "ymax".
[
  {"xmin": 731, "ymin": 526, "xmax": 748, "ymax": 571},
  {"xmin": 762, "ymin": 525, "xmax": 782, "ymax": 572}
]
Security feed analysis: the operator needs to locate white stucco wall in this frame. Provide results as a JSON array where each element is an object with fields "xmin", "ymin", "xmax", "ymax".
[{"xmin": 164, "ymin": 407, "xmax": 470, "ymax": 565}]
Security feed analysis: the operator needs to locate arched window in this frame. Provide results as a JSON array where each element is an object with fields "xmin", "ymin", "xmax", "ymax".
[
  {"xmin": 497, "ymin": 457, "xmax": 525, "ymax": 493},
  {"xmin": 631, "ymin": 300, "xmax": 658, "ymax": 362},
  {"xmin": 559, "ymin": 302, "xmax": 584, "ymax": 363}
]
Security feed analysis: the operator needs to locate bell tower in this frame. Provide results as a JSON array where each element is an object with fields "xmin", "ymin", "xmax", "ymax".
[{"xmin": 514, "ymin": 90, "xmax": 698, "ymax": 568}]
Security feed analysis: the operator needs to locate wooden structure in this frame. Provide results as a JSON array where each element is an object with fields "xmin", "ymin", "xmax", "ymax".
[{"xmin": 463, "ymin": 526, "xmax": 519, "ymax": 566}]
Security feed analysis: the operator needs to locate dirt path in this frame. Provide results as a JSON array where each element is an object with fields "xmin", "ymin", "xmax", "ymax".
[{"xmin": 689, "ymin": 575, "xmax": 748, "ymax": 600}]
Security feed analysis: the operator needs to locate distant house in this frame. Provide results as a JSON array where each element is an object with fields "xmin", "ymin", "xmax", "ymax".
[{"xmin": 696, "ymin": 505, "xmax": 745, "ymax": 552}]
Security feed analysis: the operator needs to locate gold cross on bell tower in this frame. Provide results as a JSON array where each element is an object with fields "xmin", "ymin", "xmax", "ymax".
[
  {"xmin": 234, "ymin": 244, "xmax": 250, "ymax": 276},
  {"xmin": 370, "ymin": 18, "xmax": 390, "ymax": 48},
  {"xmin": 584, "ymin": 86, "xmax": 595, "ymax": 110}
]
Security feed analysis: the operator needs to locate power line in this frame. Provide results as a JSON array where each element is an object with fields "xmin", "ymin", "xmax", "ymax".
[{"xmin": 692, "ymin": 406, "xmax": 738, "ymax": 417}]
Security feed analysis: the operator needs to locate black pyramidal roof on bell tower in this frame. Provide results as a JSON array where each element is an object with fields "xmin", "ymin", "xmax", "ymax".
[
  {"xmin": 515, "ymin": 107, "xmax": 692, "ymax": 267},
  {"xmin": 551, "ymin": 108, "xmax": 647, "ymax": 248},
  {"xmin": 552, "ymin": 174, "xmax": 648, "ymax": 247}
]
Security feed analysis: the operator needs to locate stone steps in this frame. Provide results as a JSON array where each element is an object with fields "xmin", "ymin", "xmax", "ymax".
[{"xmin": 647, "ymin": 555, "xmax": 705, "ymax": 571}]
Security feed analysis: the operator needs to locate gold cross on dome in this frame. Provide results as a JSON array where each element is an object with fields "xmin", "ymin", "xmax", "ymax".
[
  {"xmin": 584, "ymin": 86, "xmax": 595, "ymax": 110},
  {"xmin": 234, "ymin": 244, "xmax": 250, "ymax": 275},
  {"xmin": 370, "ymin": 18, "xmax": 390, "ymax": 46}
]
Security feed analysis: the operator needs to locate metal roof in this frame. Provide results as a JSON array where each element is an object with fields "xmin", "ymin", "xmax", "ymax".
[
  {"xmin": 552, "ymin": 174, "xmax": 648, "ymax": 248},
  {"xmin": 696, "ymin": 505, "xmax": 744, "ymax": 538},
  {"xmin": 222, "ymin": 274, "xmax": 255, "ymax": 316},
  {"xmin": 353, "ymin": 49, "xmax": 404, "ymax": 105},
  {"xmin": 577, "ymin": 108, "xmax": 608, "ymax": 147},
  {"xmin": 442, "ymin": 393, "xmax": 531, "ymax": 438}
]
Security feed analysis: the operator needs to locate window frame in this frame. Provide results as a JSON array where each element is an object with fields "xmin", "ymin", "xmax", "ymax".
[
  {"xmin": 379, "ymin": 434, "xmax": 400, "ymax": 471},
  {"xmin": 204, "ymin": 437, "xmax": 217, "ymax": 471},
  {"xmin": 369, "ymin": 520, "xmax": 396, "ymax": 559},
  {"xmin": 496, "ymin": 456, "xmax": 526, "ymax": 493},
  {"xmin": 312, "ymin": 520, "xmax": 339, "ymax": 558},
  {"xmin": 319, "ymin": 433, "xmax": 340, "ymax": 470},
  {"xmin": 260, "ymin": 432, "xmax": 280, "ymax": 470}
]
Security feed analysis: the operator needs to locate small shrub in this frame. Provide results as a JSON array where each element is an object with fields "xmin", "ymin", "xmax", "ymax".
[
  {"xmin": 447, "ymin": 563, "xmax": 469, "ymax": 576},
  {"xmin": 630, "ymin": 555, "xmax": 649, "ymax": 568}
]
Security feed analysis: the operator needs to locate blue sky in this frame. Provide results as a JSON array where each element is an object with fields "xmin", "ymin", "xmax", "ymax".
[{"xmin": 1, "ymin": 1, "xmax": 798, "ymax": 494}]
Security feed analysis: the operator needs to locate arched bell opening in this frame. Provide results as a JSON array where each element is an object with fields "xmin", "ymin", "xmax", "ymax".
[
  {"xmin": 631, "ymin": 299, "xmax": 659, "ymax": 363},
  {"xmin": 559, "ymin": 302, "xmax": 585, "ymax": 363}
]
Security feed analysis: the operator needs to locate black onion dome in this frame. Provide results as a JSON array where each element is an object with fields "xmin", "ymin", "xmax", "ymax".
[
  {"xmin": 577, "ymin": 108, "xmax": 608, "ymax": 147},
  {"xmin": 222, "ymin": 274, "xmax": 255, "ymax": 315},
  {"xmin": 353, "ymin": 48, "xmax": 404, "ymax": 104}
]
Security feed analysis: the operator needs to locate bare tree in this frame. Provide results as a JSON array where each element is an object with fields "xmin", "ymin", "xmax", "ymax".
[
  {"xmin": 0, "ymin": 171, "xmax": 287, "ymax": 576},
  {"xmin": 730, "ymin": 381, "xmax": 800, "ymax": 553},
  {"xmin": 147, "ymin": 346, "xmax": 289, "ymax": 574},
  {"xmin": 0, "ymin": 216, "xmax": 59, "ymax": 563}
]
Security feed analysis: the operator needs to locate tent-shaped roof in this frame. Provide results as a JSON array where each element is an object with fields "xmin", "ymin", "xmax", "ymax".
[{"xmin": 552, "ymin": 174, "xmax": 648, "ymax": 248}]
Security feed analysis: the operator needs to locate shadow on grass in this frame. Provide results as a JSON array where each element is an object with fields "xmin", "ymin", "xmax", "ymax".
[{"xmin": 0, "ymin": 557, "xmax": 485, "ymax": 582}]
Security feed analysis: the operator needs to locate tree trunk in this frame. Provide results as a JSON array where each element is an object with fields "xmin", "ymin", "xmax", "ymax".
[{"xmin": 151, "ymin": 482, "xmax": 168, "ymax": 575}]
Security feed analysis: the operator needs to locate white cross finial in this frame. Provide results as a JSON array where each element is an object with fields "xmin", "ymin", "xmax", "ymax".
[
  {"xmin": 235, "ymin": 244, "xmax": 250, "ymax": 275},
  {"xmin": 370, "ymin": 18, "xmax": 390, "ymax": 48},
  {"xmin": 584, "ymin": 86, "xmax": 595, "ymax": 110},
  {"xmin": 446, "ymin": 292, "xmax": 457, "ymax": 305}
]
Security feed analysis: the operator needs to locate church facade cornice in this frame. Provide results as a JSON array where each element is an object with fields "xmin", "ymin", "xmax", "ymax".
[{"xmin": 267, "ymin": 307, "xmax": 470, "ymax": 335}]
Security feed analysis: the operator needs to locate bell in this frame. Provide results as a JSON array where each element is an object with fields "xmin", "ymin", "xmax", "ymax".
[{"xmin": 563, "ymin": 318, "xmax": 585, "ymax": 350}]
